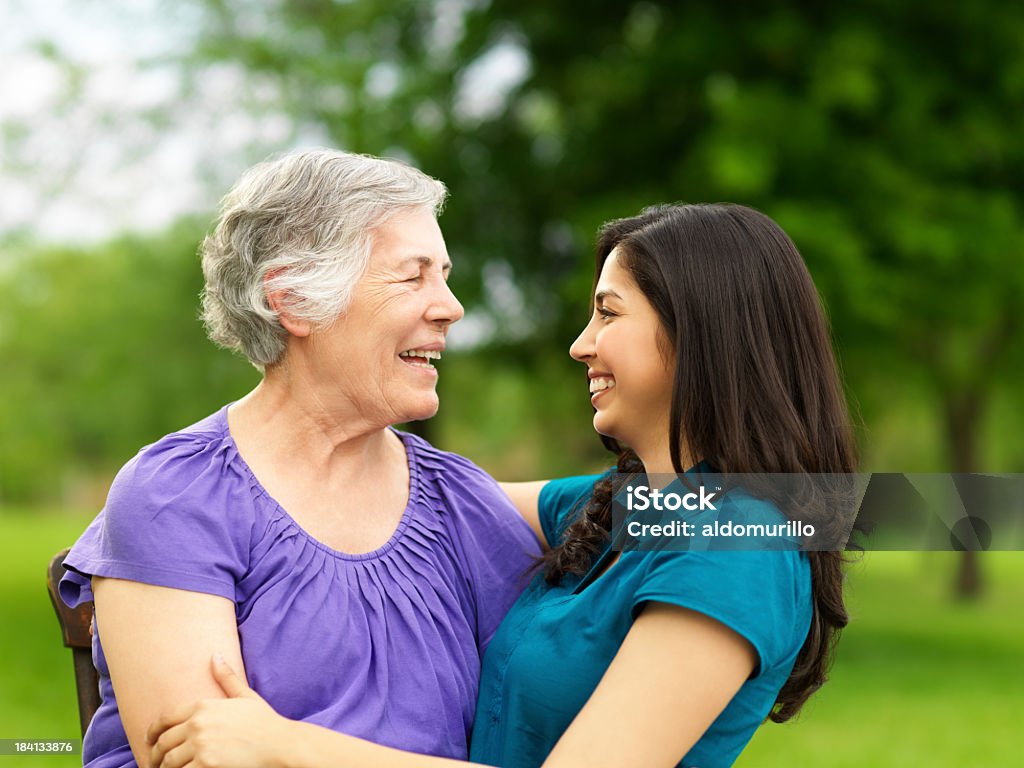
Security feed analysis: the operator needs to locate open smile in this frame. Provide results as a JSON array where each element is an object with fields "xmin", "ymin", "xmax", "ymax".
[
  {"xmin": 399, "ymin": 348, "xmax": 442, "ymax": 376},
  {"xmin": 589, "ymin": 374, "xmax": 615, "ymax": 404}
]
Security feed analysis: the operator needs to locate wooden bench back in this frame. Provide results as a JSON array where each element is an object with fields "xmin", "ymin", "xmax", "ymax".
[{"xmin": 46, "ymin": 547, "xmax": 101, "ymax": 735}]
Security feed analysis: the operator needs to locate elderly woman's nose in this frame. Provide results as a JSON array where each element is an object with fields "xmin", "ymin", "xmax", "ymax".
[{"xmin": 428, "ymin": 279, "xmax": 465, "ymax": 325}]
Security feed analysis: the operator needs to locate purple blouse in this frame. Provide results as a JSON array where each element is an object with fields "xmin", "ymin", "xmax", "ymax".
[{"xmin": 60, "ymin": 405, "xmax": 540, "ymax": 768}]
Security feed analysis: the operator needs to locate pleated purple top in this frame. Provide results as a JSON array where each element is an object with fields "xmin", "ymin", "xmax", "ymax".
[{"xmin": 60, "ymin": 405, "xmax": 540, "ymax": 768}]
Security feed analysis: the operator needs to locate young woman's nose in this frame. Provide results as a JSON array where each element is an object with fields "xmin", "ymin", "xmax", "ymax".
[{"xmin": 569, "ymin": 316, "xmax": 597, "ymax": 361}]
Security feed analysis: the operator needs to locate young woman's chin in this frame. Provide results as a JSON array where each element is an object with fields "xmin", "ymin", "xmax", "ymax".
[{"xmin": 591, "ymin": 413, "xmax": 623, "ymax": 443}]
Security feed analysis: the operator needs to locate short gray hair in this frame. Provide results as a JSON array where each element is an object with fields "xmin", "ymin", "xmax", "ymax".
[{"xmin": 200, "ymin": 148, "xmax": 447, "ymax": 368}]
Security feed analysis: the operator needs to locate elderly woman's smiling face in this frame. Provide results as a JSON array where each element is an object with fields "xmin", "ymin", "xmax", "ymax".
[{"xmin": 305, "ymin": 208, "xmax": 464, "ymax": 427}]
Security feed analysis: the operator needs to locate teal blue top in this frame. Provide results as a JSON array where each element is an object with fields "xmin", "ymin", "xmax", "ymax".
[{"xmin": 469, "ymin": 473, "xmax": 813, "ymax": 768}]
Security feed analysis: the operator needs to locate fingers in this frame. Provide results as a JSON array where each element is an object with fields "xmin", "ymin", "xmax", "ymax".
[
  {"xmin": 156, "ymin": 741, "xmax": 194, "ymax": 768},
  {"xmin": 148, "ymin": 721, "xmax": 192, "ymax": 768},
  {"xmin": 211, "ymin": 652, "xmax": 257, "ymax": 699},
  {"xmin": 146, "ymin": 702, "xmax": 200, "ymax": 746}
]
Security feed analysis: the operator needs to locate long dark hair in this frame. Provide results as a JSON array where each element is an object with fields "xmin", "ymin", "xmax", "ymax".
[{"xmin": 542, "ymin": 203, "xmax": 858, "ymax": 722}]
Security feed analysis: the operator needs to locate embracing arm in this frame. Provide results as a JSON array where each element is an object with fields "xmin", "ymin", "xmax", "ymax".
[
  {"xmin": 92, "ymin": 577, "xmax": 245, "ymax": 768},
  {"xmin": 150, "ymin": 603, "xmax": 754, "ymax": 768},
  {"xmin": 149, "ymin": 658, "xmax": 478, "ymax": 768},
  {"xmin": 498, "ymin": 481, "xmax": 550, "ymax": 548},
  {"xmin": 544, "ymin": 602, "xmax": 755, "ymax": 766}
]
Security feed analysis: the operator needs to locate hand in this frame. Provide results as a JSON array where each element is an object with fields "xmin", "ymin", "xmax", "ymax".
[{"xmin": 147, "ymin": 654, "xmax": 291, "ymax": 768}]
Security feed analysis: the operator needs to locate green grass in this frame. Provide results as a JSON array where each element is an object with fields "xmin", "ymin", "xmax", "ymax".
[
  {"xmin": 0, "ymin": 511, "xmax": 93, "ymax": 768},
  {"xmin": 1, "ymin": 513, "xmax": 1021, "ymax": 767},
  {"xmin": 739, "ymin": 552, "xmax": 1024, "ymax": 766}
]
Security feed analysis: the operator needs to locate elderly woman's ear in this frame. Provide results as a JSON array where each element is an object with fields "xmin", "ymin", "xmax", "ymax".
[{"xmin": 264, "ymin": 271, "xmax": 313, "ymax": 338}]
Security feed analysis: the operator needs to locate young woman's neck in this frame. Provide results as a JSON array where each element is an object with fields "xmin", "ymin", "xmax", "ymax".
[{"xmin": 633, "ymin": 433, "xmax": 696, "ymax": 476}]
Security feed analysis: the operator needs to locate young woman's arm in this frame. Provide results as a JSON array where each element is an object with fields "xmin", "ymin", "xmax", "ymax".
[
  {"xmin": 147, "ymin": 658, "xmax": 474, "ymax": 768},
  {"xmin": 148, "ymin": 602, "xmax": 754, "ymax": 768},
  {"xmin": 92, "ymin": 578, "xmax": 246, "ymax": 768},
  {"xmin": 544, "ymin": 601, "xmax": 755, "ymax": 766},
  {"xmin": 497, "ymin": 480, "xmax": 550, "ymax": 547}
]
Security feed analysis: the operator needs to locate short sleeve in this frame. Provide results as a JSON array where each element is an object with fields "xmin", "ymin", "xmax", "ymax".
[
  {"xmin": 632, "ymin": 548, "xmax": 811, "ymax": 677},
  {"xmin": 537, "ymin": 473, "xmax": 606, "ymax": 548},
  {"xmin": 415, "ymin": 443, "xmax": 543, "ymax": 653},
  {"xmin": 59, "ymin": 431, "xmax": 255, "ymax": 608}
]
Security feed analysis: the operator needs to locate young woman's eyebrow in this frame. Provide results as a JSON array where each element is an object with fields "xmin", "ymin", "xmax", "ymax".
[{"xmin": 595, "ymin": 289, "xmax": 623, "ymax": 305}]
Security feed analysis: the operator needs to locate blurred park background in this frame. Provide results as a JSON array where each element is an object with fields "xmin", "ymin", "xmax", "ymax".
[{"xmin": 1, "ymin": 0, "xmax": 1021, "ymax": 765}]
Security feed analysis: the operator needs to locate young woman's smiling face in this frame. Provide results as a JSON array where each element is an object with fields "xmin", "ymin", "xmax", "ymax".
[{"xmin": 569, "ymin": 247, "xmax": 674, "ymax": 455}]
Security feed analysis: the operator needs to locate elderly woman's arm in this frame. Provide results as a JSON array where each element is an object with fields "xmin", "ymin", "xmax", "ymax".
[
  {"xmin": 148, "ymin": 603, "xmax": 754, "ymax": 768},
  {"xmin": 92, "ymin": 578, "xmax": 246, "ymax": 768}
]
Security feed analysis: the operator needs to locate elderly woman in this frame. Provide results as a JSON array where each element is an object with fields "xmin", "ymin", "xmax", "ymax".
[{"xmin": 58, "ymin": 149, "xmax": 541, "ymax": 768}]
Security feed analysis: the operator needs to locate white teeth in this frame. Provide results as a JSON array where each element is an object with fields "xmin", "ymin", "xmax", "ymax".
[
  {"xmin": 589, "ymin": 377, "xmax": 615, "ymax": 394},
  {"xmin": 399, "ymin": 349, "xmax": 442, "ymax": 360}
]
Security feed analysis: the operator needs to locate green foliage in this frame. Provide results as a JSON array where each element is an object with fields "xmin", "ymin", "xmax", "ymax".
[
  {"xmin": 182, "ymin": 0, "xmax": 1024, "ymax": 474},
  {"xmin": 0, "ymin": 222, "xmax": 260, "ymax": 503},
  {"xmin": 437, "ymin": 350, "xmax": 609, "ymax": 480},
  {"xmin": 4, "ymin": 0, "xmax": 1022, "ymax": 505}
]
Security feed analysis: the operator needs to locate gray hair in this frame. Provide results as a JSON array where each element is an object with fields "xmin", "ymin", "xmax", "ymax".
[{"xmin": 200, "ymin": 148, "xmax": 447, "ymax": 368}]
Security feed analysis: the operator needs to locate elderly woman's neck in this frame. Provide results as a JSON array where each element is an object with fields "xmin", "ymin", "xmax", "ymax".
[{"xmin": 230, "ymin": 376, "xmax": 402, "ymax": 473}]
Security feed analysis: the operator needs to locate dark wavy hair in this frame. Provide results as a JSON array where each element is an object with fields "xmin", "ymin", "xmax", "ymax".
[{"xmin": 541, "ymin": 203, "xmax": 858, "ymax": 722}]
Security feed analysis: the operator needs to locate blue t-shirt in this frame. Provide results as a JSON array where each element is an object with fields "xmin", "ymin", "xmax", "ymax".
[{"xmin": 469, "ymin": 473, "xmax": 813, "ymax": 768}]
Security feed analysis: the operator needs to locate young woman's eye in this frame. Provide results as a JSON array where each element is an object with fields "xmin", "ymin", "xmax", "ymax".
[{"xmin": 597, "ymin": 307, "xmax": 617, "ymax": 319}]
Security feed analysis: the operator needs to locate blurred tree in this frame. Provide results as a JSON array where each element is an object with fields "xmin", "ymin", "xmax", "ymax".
[
  {"xmin": 180, "ymin": 0, "xmax": 1024, "ymax": 595},
  {"xmin": 0, "ymin": 220, "xmax": 260, "ymax": 504},
  {"xmin": 2, "ymin": 1, "xmax": 1020, "ymax": 597}
]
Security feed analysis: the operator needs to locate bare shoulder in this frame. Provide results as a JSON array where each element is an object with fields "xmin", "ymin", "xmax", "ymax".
[{"xmin": 92, "ymin": 578, "xmax": 244, "ymax": 767}]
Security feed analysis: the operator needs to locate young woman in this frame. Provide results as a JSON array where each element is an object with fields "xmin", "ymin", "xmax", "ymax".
[{"xmin": 147, "ymin": 203, "xmax": 857, "ymax": 768}]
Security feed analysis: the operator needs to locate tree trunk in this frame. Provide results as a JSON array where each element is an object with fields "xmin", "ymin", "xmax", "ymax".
[{"xmin": 945, "ymin": 391, "xmax": 983, "ymax": 599}]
